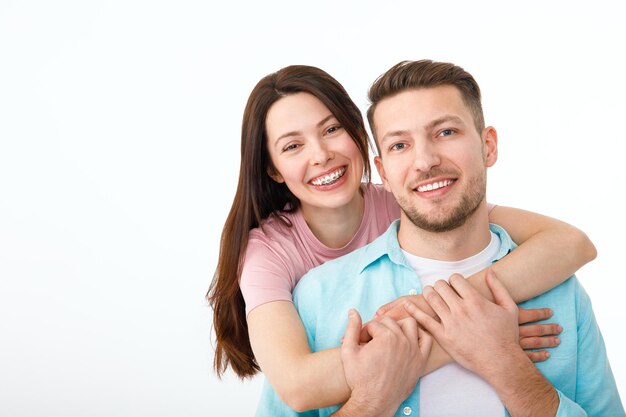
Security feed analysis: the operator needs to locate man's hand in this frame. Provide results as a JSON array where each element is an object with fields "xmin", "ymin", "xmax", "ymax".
[
  {"xmin": 372, "ymin": 289, "xmax": 561, "ymax": 363},
  {"xmin": 403, "ymin": 269, "xmax": 559, "ymax": 417},
  {"xmin": 335, "ymin": 309, "xmax": 432, "ymax": 417},
  {"xmin": 402, "ymin": 271, "xmax": 520, "ymax": 374}
]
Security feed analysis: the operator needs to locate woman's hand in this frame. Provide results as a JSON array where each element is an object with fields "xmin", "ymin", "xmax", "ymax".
[{"xmin": 518, "ymin": 307, "xmax": 562, "ymax": 362}]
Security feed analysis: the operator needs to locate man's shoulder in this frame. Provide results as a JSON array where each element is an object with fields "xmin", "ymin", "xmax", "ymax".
[
  {"xmin": 293, "ymin": 227, "xmax": 393, "ymax": 297},
  {"xmin": 295, "ymin": 241, "xmax": 372, "ymax": 288}
]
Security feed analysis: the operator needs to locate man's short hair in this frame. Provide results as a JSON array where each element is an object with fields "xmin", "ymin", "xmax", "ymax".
[{"xmin": 367, "ymin": 60, "xmax": 485, "ymax": 153}]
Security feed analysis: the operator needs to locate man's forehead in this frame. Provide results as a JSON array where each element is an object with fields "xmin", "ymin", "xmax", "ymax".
[{"xmin": 374, "ymin": 86, "xmax": 469, "ymax": 133}]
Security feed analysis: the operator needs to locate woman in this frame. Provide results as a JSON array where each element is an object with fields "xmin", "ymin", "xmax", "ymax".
[{"xmin": 208, "ymin": 65, "xmax": 596, "ymax": 411}]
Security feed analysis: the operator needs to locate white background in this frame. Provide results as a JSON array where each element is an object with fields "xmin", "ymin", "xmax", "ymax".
[{"xmin": 1, "ymin": 1, "xmax": 624, "ymax": 416}]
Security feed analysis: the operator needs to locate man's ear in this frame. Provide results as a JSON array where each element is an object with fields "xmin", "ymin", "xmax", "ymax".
[
  {"xmin": 482, "ymin": 126, "xmax": 498, "ymax": 167},
  {"xmin": 267, "ymin": 166, "xmax": 285, "ymax": 183},
  {"xmin": 374, "ymin": 156, "xmax": 391, "ymax": 192}
]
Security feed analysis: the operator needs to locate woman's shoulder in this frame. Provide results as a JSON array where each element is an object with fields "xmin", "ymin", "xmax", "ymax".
[
  {"xmin": 249, "ymin": 210, "xmax": 299, "ymax": 243},
  {"xmin": 363, "ymin": 182, "xmax": 400, "ymax": 218}
]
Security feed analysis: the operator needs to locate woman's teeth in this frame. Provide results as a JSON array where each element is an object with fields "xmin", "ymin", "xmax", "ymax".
[
  {"xmin": 417, "ymin": 179, "xmax": 453, "ymax": 192},
  {"xmin": 310, "ymin": 167, "xmax": 346, "ymax": 186}
]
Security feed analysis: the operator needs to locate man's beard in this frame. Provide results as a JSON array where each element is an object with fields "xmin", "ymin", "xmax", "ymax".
[{"xmin": 397, "ymin": 172, "xmax": 486, "ymax": 233}]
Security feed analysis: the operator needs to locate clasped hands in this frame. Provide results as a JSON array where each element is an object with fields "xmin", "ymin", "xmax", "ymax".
[
  {"xmin": 339, "ymin": 269, "xmax": 561, "ymax": 417},
  {"xmin": 359, "ymin": 269, "xmax": 561, "ymax": 362}
]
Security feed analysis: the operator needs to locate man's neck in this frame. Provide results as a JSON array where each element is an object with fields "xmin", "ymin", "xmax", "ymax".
[{"xmin": 397, "ymin": 204, "xmax": 492, "ymax": 261}]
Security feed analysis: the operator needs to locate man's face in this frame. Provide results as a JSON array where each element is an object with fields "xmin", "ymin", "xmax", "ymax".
[{"xmin": 373, "ymin": 85, "xmax": 497, "ymax": 232}]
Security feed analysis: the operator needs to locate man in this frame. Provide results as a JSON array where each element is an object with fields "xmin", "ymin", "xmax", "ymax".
[{"xmin": 261, "ymin": 60, "xmax": 625, "ymax": 416}]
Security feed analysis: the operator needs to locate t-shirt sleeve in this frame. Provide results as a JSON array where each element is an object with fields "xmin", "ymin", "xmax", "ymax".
[{"xmin": 240, "ymin": 236, "xmax": 296, "ymax": 317}]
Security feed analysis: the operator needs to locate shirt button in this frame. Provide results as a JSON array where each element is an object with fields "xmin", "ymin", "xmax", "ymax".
[
  {"xmin": 403, "ymin": 406, "xmax": 412, "ymax": 415},
  {"xmin": 408, "ymin": 289, "xmax": 417, "ymax": 296}
]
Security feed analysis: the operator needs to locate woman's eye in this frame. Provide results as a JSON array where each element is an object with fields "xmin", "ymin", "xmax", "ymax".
[
  {"xmin": 283, "ymin": 143, "xmax": 300, "ymax": 152},
  {"xmin": 325, "ymin": 125, "xmax": 342, "ymax": 135}
]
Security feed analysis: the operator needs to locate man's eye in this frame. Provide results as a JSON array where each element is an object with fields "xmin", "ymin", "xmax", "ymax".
[
  {"xmin": 439, "ymin": 129, "xmax": 454, "ymax": 137},
  {"xmin": 390, "ymin": 143, "xmax": 407, "ymax": 151}
]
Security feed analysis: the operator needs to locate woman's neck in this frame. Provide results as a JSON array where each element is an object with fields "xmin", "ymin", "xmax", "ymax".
[{"xmin": 300, "ymin": 190, "xmax": 365, "ymax": 249}]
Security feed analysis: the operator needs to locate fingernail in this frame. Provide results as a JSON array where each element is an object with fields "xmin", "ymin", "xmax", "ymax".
[
  {"xmin": 554, "ymin": 337, "xmax": 561, "ymax": 345},
  {"xmin": 545, "ymin": 351, "xmax": 551, "ymax": 358},
  {"xmin": 404, "ymin": 301, "xmax": 413, "ymax": 310},
  {"xmin": 348, "ymin": 308, "xmax": 356, "ymax": 317},
  {"xmin": 557, "ymin": 325, "xmax": 563, "ymax": 333},
  {"xmin": 547, "ymin": 309, "xmax": 554, "ymax": 317}
]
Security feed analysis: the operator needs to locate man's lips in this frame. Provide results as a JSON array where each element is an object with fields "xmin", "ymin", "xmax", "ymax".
[{"xmin": 415, "ymin": 179, "xmax": 455, "ymax": 193}]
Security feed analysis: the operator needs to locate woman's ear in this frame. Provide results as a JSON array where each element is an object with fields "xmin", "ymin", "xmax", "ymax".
[{"xmin": 267, "ymin": 166, "xmax": 284, "ymax": 183}]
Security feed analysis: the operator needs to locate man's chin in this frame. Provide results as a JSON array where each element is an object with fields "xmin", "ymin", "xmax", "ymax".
[{"xmin": 402, "ymin": 202, "xmax": 480, "ymax": 233}]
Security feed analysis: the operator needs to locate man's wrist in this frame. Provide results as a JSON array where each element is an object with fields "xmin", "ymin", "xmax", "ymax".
[
  {"xmin": 482, "ymin": 345, "xmax": 559, "ymax": 417},
  {"xmin": 478, "ymin": 343, "xmax": 530, "ymax": 384},
  {"xmin": 333, "ymin": 389, "xmax": 396, "ymax": 417}
]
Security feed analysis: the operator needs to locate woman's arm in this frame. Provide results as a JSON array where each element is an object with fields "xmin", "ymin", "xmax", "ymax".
[
  {"xmin": 247, "ymin": 301, "xmax": 349, "ymax": 411},
  {"xmin": 377, "ymin": 206, "xmax": 597, "ymax": 320},
  {"xmin": 485, "ymin": 205, "xmax": 596, "ymax": 300}
]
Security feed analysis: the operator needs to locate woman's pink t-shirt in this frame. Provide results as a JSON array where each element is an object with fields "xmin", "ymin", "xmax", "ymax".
[{"xmin": 240, "ymin": 183, "xmax": 399, "ymax": 316}]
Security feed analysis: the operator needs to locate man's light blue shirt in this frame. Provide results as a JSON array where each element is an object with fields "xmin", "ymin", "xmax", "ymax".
[{"xmin": 255, "ymin": 221, "xmax": 624, "ymax": 417}]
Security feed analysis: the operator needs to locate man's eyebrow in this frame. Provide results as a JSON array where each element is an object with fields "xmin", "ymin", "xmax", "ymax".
[
  {"xmin": 380, "ymin": 129, "xmax": 411, "ymax": 145},
  {"xmin": 426, "ymin": 115, "xmax": 465, "ymax": 131},
  {"xmin": 380, "ymin": 115, "xmax": 466, "ymax": 145},
  {"xmin": 273, "ymin": 114, "xmax": 335, "ymax": 148}
]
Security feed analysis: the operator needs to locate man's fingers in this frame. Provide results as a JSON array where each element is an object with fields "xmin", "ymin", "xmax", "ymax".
[
  {"xmin": 433, "ymin": 279, "xmax": 463, "ymax": 310},
  {"xmin": 359, "ymin": 321, "xmax": 373, "ymax": 343},
  {"xmin": 485, "ymin": 268, "xmax": 517, "ymax": 311},
  {"xmin": 376, "ymin": 314, "xmax": 404, "ymax": 337},
  {"xmin": 404, "ymin": 301, "xmax": 441, "ymax": 337},
  {"xmin": 518, "ymin": 307, "xmax": 553, "ymax": 324},
  {"xmin": 422, "ymin": 285, "xmax": 451, "ymax": 319},
  {"xmin": 342, "ymin": 309, "xmax": 362, "ymax": 351},
  {"xmin": 418, "ymin": 327, "xmax": 433, "ymax": 358},
  {"xmin": 397, "ymin": 317, "xmax": 419, "ymax": 341},
  {"xmin": 447, "ymin": 273, "xmax": 477, "ymax": 300}
]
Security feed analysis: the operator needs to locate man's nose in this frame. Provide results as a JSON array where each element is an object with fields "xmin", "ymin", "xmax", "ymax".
[{"xmin": 412, "ymin": 140, "xmax": 440, "ymax": 172}]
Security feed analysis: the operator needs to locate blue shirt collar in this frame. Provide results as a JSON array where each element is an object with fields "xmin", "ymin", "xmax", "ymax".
[{"xmin": 358, "ymin": 219, "xmax": 516, "ymax": 273}]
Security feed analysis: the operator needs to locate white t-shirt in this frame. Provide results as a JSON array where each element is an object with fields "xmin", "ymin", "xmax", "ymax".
[{"xmin": 402, "ymin": 231, "xmax": 504, "ymax": 417}]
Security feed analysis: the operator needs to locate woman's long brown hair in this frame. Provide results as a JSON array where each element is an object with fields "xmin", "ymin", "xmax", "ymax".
[{"xmin": 208, "ymin": 65, "xmax": 371, "ymax": 378}]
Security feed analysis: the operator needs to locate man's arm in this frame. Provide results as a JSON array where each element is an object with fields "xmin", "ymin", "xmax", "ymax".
[
  {"xmin": 555, "ymin": 281, "xmax": 624, "ymax": 416},
  {"xmin": 332, "ymin": 310, "xmax": 432, "ymax": 417},
  {"xmin": 405, "ymin": 270, "xmax": 559, "ymax": 417}
]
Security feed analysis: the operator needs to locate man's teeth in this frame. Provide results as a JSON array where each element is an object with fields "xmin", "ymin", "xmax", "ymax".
[
  {"xmin": 417, "ymin": 179, "xmax": 453, "ymax": 192},
  {"xmin": 311, "ymin": 167, "xmax": 346, "ymax": 186}
]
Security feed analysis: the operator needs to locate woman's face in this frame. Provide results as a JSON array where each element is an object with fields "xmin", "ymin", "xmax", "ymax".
[{"xmin": 265, "ymin": 92, "xmax": 364, "ymax": 214}]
